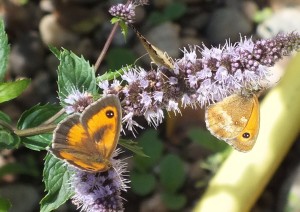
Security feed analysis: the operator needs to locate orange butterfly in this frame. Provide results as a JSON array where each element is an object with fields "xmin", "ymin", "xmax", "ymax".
[
  {"xmin": 205, "ymin": 93, "xmax": 260, "ymax": 152},
  {"xmin": 49, "ymin": 95, "xmax": 122, "ymax": 172}
]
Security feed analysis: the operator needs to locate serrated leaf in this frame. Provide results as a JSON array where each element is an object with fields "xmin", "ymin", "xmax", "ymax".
[
  {"xmin": 0, "ymin": 20, "xmax": 9, "ymax": 82},
  {"xmin": 133, "ymin": 129, "xmax": 163, "ymax": 172},
  {"xmin": 17, "ymin": 104, "xmax": 61, "ymax": 151},
  {"xmin": 162, "ymin": 192, "xmax": 186, "ymax": 210},
  {"xmin": 131, "ymin": 172, "xmax": 156, "ymax": 196},
  {"xmin": 159, "ymin": 154, "xmax": 185, "ymax": 193},
  {"xmin": 0, "ymin": 197, "xmax": 11, "ymax": 212},
  {"xmin": 0, "ymin": 79, "xmax": 30, "ymax": 103},
  {"xmin": 57, "ymin": 49, "xmax": 97, "ymax": 102},
  {"xmin": 0, "ymin": 130, "xmax": 20, "ymax": 149},
  {"xmin": 119, "ymin": 139, "xmax": 148, "ymax": 157},
  {"xmin": 49, "ymin": 46, "xmax": 60, "ymax": 58},
  {"xmin": 40, "ymin": 153, "xmax": 73, "ymax": 212}
]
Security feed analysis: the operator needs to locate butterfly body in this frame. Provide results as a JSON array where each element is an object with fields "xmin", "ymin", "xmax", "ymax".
[
  {"xmin": 205, "ymin": 93, "xmax": 260, "ymax": 152},
  {"xmin": 49, "ymin": 95, "xmax": 122, "ymax": 172}
]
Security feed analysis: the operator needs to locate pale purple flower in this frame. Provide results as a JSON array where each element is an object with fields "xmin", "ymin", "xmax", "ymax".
[
  {"xmin": 70, "ymin": 149, "xmax": 129, "ymax": 212},
  {"xmin": 98, "ymin": 32, "xmax": 299, "ymax": 133},
  {"xmin": 63, "ymin": 89, "xmax": 94, "ymax": 114}
]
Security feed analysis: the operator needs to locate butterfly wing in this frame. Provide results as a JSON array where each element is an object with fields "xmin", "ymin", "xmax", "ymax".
[
  {"xmin": 49, "ymin": 95, "xmax": 122, "ymax": 172},
  {"xmin": 205, "ymin": 94, "xmax": 259, "ymax": 152},
  {"xmin": 80, "ymin": 95, "xmax": 122, "ymax": 161},
  {"xmin": 49, "ymin": 114, "xmax": 104, "ymax": 171},
  {"xmin": 230, "ymin": 95, "xmax": 260, "ymax": 152},
  {"xmin": 131, "ymin": 25, "xmax": 174, "ymax": 69}
]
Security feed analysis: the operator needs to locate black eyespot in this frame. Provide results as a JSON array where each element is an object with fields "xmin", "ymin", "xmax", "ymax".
[
  {"xmin": 242, "ymin": 132, "xmax": 251, "ymax": 139},
  {"xmin": 106, "ymin": 110, "xmax": 114, "ymax": 118}
]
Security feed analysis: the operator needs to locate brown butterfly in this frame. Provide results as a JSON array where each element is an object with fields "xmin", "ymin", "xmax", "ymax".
[
  {"xmin": 49, "ymin": 95, "xmax": 122, "ymax": 172},
  {"xmin": 130, "ymin": 24, "xmax": 174, "ymax": 70}
]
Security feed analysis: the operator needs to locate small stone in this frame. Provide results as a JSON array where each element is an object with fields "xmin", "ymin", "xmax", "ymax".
[{"xmin": 39, "ymin": 14, "xmax": 79, "ymax": 49}]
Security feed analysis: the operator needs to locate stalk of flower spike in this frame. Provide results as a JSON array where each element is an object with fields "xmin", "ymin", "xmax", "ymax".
[{"xmin": 98, "ymin": 33, "xmax": 300, "ymax": 132}]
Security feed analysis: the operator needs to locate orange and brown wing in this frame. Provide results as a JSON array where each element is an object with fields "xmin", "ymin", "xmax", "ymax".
[
  {"xmin": 50, "ymin": 114, "xmax": 110, "ymax": 172},
  {"xmin": 81, "ymin": 95, "xmax": 122, "ymax": 160}
]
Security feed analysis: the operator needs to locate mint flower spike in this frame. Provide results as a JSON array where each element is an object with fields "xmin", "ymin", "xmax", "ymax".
[
  {"xmin": 70, "ymin": 149, "xmax": 129, "ymax": 212},
  {"xmin": 63, "ymin": 89, "xmax": 94, "ymax": 114},
  {"xmin": 99, "ymin": 33, "xmax": 299, "ymax": 134}
]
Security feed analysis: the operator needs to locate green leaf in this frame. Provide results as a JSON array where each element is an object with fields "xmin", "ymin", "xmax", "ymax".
[
  {"xmin": 0, "ymin": 111, "xmax": 11, "ymax": 124},
  {"xmin": 188, "ymin": 128, "xmax": 228, "ymax": 153},
  {"xmin": 162, "ymin": 192, "xmax": 186, "ymax": 210},
  {"xmin": 21, "ymin": 134, "xmax": 53, "ymax": 151},
  {"xmin": 106, "ymin": 48, "xmax": 136, "ymax": 70},
  {"xmin": 40, "ymin": 153, "xmax": 73, "ymax": 212},
  {"xmin": 119, "ymin": 139, "xmax": 148, "ymax": 157},
  {"xmin": 49, "ymin": 46, "xmax": 60, "ymax": 58},
  {"xmin": 131, "ymin": 172, "xmax": 156, "ymax": 196},
  {"xmin": 0, "ymin": 20, "xmax": 9, "ymax": 82},
  {"xmin": 57, "ymin": 49, "xmax": 97, "ymax": 102},
  {"xmin": 133, "ymin": 129, "xmax": 164, "ymax": 172},
  {"xmin": 96, "ymin": 68, "xmax": 125, "ymax": 83},
  {"xmin": 18, "ymin": 104, "xmax": 61, "ymax": 129},
  {"xmin": 159, "ymin": 154, "xmax": 185, "ymax": 193},
  {"xmin": 0, "ymin": 197, "xmax": 11, "ymax": 212},
  {"xmin": 0, "ymin": 79, "xmax": 30, "ymax": 103},
  {"xmin": 0, "ymin": 130, "xmax": 20, "ymax": 149},
  {"xmin": 17, "ymin": 104, "xmax": 61, "ymax": 150},
  {"xmin": 164, "ymin": 2, "xmax": 187, "ymax": 21}
]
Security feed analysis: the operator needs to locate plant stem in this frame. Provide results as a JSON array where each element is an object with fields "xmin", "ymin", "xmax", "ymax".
[{"xmin": 14, "ymin": 124, "xmax": 57, "ymax": 137}]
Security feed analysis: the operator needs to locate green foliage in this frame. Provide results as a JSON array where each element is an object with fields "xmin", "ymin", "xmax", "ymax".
[
  {"xmin": 131, "ymin": 129, "xmax": 187, "ymax": 210},
  {"xmin": 106, "ymin": 48, "xmax": 136, "ymax": 70},
  {"xmin": 17, "ymin": 104, "xmax": 61, "ymax": 151},
  {"xmin": 40, "ymin": 153, "xmax": 74, "ymax": 212},
  {"xmin": 159, "ymin": 154, "xmax": 185, "ymax": 193},
  {"xmin": 57, "ymin": 49, "xmax": 97, "ymax": 102},
  {"xmin": 0, "ymin": 197, "xmax": 11, "ymax": 212},
  {"xmin": 96, "ymin": 68, "xmax": 126, "ymax": 83},
  {"xmin": 119, "ymin": 139, "xmax": 149, "ymax": 157},
  {"xmin": 133, "ymin": 129, "xmax": 163, "ymax": 171},
  {"xmin": 0, "ymin": 79, "xmax": 30, "ymax": 103},
  {"xmin": 0, "ymin": 111, "xmax": 11, "ymax": 123},
  {"xmin": 162, "ymin": 192, "xmax": 186, "ymax": 210},
  {"xmin": 111, "ymin": 17, "xmax": 128, "ymax": 39},
  {"xmin": 0, "ymin": 19, "xmax": 9, "ymax": 82},
  {"xmin": 148, "ymin": 2, "xmax": 187, "ymax": 25},
  {"xmin": 0, "ymin": 130, "xmax": 20, "ymax": 149},
  {"xmin": 131, "ymin": 172, "xmax": 156, "ymax": 196},
  {"xmin": 188, "ymin": 128, "xmax": 228, "ymax": 153}
]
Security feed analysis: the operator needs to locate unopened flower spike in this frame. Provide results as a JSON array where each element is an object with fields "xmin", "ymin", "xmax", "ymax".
[
  {"xmin": 109, "ymin": 0, "xmax": 148, "ymax": 24},
  {"xmin": 70, "ymin": 149, "xmax": 129, "ymax": 212}
]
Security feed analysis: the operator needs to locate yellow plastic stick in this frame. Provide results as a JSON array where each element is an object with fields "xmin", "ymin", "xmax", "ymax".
[{"xmin": 193, "ymin": 53, "xmax": 300, "ymax": 212}]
